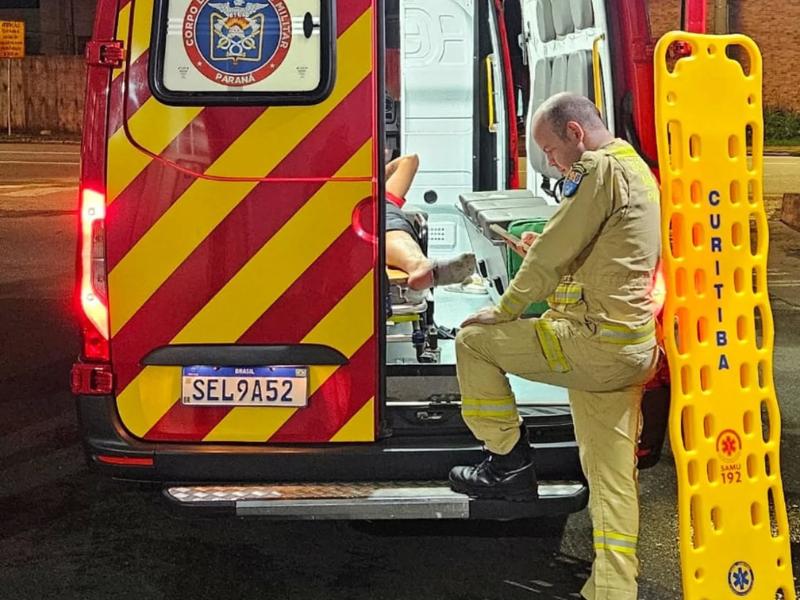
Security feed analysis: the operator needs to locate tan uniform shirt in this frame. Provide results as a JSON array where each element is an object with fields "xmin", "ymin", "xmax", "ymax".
[{"xmin": 495, "ymin": 139, "xmax": 661, "ymax": 344}]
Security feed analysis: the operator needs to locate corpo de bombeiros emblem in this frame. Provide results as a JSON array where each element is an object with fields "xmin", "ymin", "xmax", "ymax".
[{"xmin": 183, "ymin": 0, "xmax": 292, "ymax": 86}]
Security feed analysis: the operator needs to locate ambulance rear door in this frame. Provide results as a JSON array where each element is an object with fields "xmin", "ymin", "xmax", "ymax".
[{"xmin": 104, "ymin": 0, "xmax": 383, "ymax": 445}]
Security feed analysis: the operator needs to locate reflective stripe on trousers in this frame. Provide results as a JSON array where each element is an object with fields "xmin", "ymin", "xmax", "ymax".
[{"xmin": 594, "ymin": 530, "xmax": 638, "ymax": 555}]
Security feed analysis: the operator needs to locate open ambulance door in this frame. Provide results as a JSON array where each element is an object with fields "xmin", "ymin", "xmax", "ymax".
[
  {"xmin": 519, "ymin": 0, "xmax": 615, "ymax": 198},
  {"xmin": 104, "ymin": 0, "xmax": 382, "ymax": 445},
  {"xmin": 486, "ymin": 0, "xmax": 522, "ymax": 191},
  {"xmin": 397, "ymin": 0, "xmax": 518, "ymax": 201}
]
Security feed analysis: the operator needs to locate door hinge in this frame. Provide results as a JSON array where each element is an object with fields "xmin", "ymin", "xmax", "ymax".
[{"xmin": 85, "ymin": 40, "xmax": 125, "ymax": 68}]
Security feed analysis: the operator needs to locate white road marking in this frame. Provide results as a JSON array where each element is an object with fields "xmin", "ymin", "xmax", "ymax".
[
  {"xmin": 503, "ymin": 580, "xmax": 541, "ymax": 594},
  {"xmin": 0, "ymin": 150, "xmax": 79, "ymax": 156},
  {"xmin": 0, "ymin": 160, "xmax": 79, "ymax": 166},
  {"xmin": 1, "ymin": 187, "xmax": 76, "ymax": 198},
  {"xmin": 0, "ymin": 183, "xmax": 76, "ymax": 189}
]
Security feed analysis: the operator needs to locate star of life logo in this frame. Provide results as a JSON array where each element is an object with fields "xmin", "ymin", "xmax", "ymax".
[
  {"xmin": 728, "ymin": 561, "xmax": 754, "ymax": 596},
  {"xmin": 716, "ymin": 429, "xmax": 742, "ymax": 463},
  {"xmin": 183, "ymin": 0, "xmax": 292, "ymax": 86}
]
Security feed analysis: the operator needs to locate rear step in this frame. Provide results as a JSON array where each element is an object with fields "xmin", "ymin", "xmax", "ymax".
[{"xmin": 164, "ymin": 481, "xmax": 588, "ymax": 520}]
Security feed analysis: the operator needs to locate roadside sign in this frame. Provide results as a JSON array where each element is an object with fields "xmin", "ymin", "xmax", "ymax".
[{"xmin": 0, "ymin": 21, "xmax": 25, "ymax": 59}]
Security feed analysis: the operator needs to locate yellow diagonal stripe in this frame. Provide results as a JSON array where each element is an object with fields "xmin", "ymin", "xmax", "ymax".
[
  {"xmin": 108, "ymin": 10, "xmax": 373, "ymax": 336},
  {"xmin": 116, "ymin": 365, "xmax": 182, "ymax": 438},
  {"xmin": 116, "ymin": 143, "xmax": 372, "ymax": 437},
  {"xmin": 203, "ymin": 273, "xmax": 375, "ymax": 441},
  {"xmin": 107, "ymin": 102, "xmax": 203, "ymax": 202},
  {"xmin": 330, "ymin": 398, "xmax": 375, "ymax": 442},
  {"xmin": 113, "ymin": 0, "xmax": 154, "ymax": 82},
  {"xmin": 300, "ymin": 273, "xmax": 374, "ymax": 356},
  {"xmin": 112, "ymin": 2, "xmax": 131, "ymax": 81}
]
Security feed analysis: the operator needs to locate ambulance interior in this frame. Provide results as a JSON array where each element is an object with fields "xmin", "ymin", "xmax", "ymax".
[{"xmin": 383, "ymin": 0, "xmax": 615, "ymax": 406}]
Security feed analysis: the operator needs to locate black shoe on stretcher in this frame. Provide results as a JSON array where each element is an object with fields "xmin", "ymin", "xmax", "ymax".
[{"xmin": 448, "ymin": 426, "xmax": 539, "ymax": 502}]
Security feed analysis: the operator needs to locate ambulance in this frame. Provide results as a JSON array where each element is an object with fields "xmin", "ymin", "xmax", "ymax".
[{"xmin": 71, "ymin": 0, "xmax": 676, "ymax": 519}]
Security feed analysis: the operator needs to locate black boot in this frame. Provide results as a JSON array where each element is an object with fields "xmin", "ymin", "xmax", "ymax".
[{"xmin": 449, "ymin": 425, "xmax": 538, "ymax": 501}]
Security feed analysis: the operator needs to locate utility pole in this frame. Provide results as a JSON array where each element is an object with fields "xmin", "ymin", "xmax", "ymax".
[
  {"xmin": 67, "ymin": 0, "xmax": 77, "ymax": 54},
  {"xmin": 713, "ymin": 0, "xmax": 729, "ymax": 34}
]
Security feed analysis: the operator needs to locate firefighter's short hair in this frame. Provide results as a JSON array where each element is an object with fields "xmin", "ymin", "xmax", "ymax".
[{"xmin": 536, "ymin": 92, "xmax": 606, "ymax": 140}]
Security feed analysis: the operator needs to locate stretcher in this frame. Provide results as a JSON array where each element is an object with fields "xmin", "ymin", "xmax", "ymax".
[
  {"xmin": 386, "ymin": 211, "xmax": 440, "ymax": 364},
  {"xmin": 459, "ymin": 189, "xmax": 557, "ymax": 302}
]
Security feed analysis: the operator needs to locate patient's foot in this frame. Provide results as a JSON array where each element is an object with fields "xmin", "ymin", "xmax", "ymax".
[{"xmin": 407, "ymin": 253, "xmax": 476, "ymax": 290}]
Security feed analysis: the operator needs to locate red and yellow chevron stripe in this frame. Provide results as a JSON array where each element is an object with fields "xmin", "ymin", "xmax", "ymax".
[{"xmin": 106, "ymin": 0, "xmax": 379, "ymax": 443}]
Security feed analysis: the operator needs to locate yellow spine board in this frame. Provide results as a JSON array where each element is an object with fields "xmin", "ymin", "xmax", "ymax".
[{"xmin": 655, "ymin": 32, "xmax": 796, "ymax": 599}]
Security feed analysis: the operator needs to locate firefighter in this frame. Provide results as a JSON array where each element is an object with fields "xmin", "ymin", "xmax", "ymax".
[{"xmin": 449, "ymin": 92, "xmax": 661, "ymax": 600}]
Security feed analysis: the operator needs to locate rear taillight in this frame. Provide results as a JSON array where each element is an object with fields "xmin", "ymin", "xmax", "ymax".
[
  {"xmin": 94, "ymin": 454, "xmax": 154, "ymax": 467},
  {"xmin": 78, "ymin": 188, "xmax": 110, "ymax": 362}
]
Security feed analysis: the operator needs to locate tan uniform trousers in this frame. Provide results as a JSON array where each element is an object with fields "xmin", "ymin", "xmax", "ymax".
[{"xmin": 455, "ymin": 317, "xmax": 658, "ymax": 600}]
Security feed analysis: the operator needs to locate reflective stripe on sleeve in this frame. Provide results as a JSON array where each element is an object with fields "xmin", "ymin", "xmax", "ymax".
[
  {"xmin": 499, "ymin": 291, "xmax": 527, "ymax": 316},
  {"xmin": 546, "ymin": 281, "xmax": 583, "ymax": 306},
  {"xmin": 607, "ymin": 146, "xmax": 640, "ymax": 159}
]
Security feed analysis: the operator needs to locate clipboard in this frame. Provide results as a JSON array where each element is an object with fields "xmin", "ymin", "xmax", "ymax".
[{"xmin": 489, "ymin": 224, "xmax": 529, "ymax": 257}]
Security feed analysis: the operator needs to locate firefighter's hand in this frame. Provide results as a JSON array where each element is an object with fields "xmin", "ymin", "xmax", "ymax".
[
  {"xmin": 502, "ymin": 231, "xmax": 537, "ymax": 257},
  {"xmin": 520, "ymin": 231, "xmax": 538, "ymax": 246},
  {"xmin": 460, "ymin": 306, "xmax": 502, "ymax": 327}
]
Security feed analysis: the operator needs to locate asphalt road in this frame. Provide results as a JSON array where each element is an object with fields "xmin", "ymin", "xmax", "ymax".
[
  {"xmin": 765, "ymin": 155, "xmax": 800, "ymax": 199},
  {"xmin": 0, "ymin": 143, "xmax": 80, "ymax": 184},
  {"xmin": 0, "ymin": 144, "xmax": 798, "ymax": 599}
]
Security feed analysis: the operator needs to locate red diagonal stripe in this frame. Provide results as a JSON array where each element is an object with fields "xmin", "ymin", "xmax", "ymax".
[
  {"xmin": 338, "ymin": 0, "xmax": 371, "ymax": 33},
  {"xmin": 269, "ymin": 338, "xmax": 376, "ymax": 443},
  {"xmin": 108, "ymin": 51, "xmax": 152, "ymax": 137},
  {"xmin": 106, "ymin": 105, "xmax": 266, "ymax": 269},
  {"xmin": 111, "ymin": 75, "xmax": 372, "ymax": 392},
  {"xmin": 143, "ymin": 227, "xmax": 375, "ymax": 441}
]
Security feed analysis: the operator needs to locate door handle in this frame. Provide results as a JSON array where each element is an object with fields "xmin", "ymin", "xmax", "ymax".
[{"xmin": 485, "ymin": 54, "xmax": 498, "ymax": 133}]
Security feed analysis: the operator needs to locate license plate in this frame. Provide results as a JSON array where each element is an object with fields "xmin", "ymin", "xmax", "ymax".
[{"xmin": 181, "ymin": 366, "xmax": 308, "ymax": 407}]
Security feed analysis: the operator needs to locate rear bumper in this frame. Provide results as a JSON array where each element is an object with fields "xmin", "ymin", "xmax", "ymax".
[
  {"xmin": 163, "ymin": 481, "xmax": 589, "ymax": 520},
  {"xmin": 76, "ymin": 396, "xmax": 584, "ymax": 483}
]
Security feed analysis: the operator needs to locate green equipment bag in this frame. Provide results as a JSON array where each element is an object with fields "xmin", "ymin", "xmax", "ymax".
[{"xmin": 506, "ymin": 218, "xmax": 550, "ymax": 317}]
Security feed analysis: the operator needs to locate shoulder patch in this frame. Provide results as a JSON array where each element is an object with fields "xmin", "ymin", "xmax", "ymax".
[{"xmin": 562, "ymin": 164, "xmax": 585, "ymax": 198}]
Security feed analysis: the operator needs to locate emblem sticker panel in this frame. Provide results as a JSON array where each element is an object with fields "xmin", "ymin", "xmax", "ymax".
[
  {"xmin": 159, "ymin": 0, "xmax": 324, "ymax": 94},
  {"xmin": 184, "ymin": 0, "xmax": 292, "ymax": 86}
]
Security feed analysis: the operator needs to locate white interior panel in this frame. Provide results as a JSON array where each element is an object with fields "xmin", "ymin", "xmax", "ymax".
[
  {"xmin": 550, "ymin": 0, "xmax": 574, "ymax": 36},
  {"xmin": 488, "ymin": 2, "xmax": 508, "ymax": 190},
  {"xmin": 569, "ymin": 0, "xmax": 594, "ymax": 30},
  {"xmin": 566, "ymin": 50, "xmax": 592, "ymax": 96},
  {"xmin": 400, "ymin": 0, "xmax": 475, "ymax": 212},
  {"xmin": 521, "ymin": 0, "xmax": 616, "ymax": 196},
  {"xmin": 535, "ymin": 0, "xmax": 555, "ymax": 42}
]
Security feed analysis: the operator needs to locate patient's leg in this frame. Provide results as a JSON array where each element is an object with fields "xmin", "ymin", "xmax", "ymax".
[
  {"xmin": 386, "ymin": 230, "xmax": 476, "ymax": 291},
  {"xmin": 386, "ymin": 230, "xmax": 432, "ymax": 286}
]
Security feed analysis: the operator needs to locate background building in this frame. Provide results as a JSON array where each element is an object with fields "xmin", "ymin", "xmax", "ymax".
[
  {"xmin": 649, "ymin": 0, "xmax": 800, "ymax": 111},
  {"xmin": 0, "ymin": 0, "xmax": 94, "ymax": 55},
  {"xmin": 0, "ymin": 0, "xmax": 797, "ymax": 134}
]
